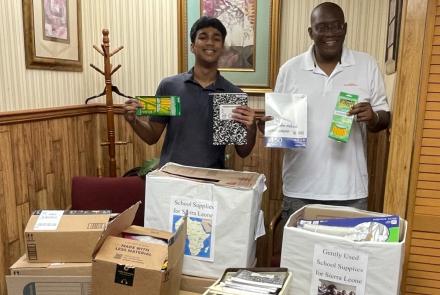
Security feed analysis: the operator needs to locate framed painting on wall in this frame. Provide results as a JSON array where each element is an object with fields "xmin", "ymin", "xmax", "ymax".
[
  {"xmin": 22, "ymin": 0, "xmax": 83, "ymax": 71},
  {"xmin": 178, "ymin": 0, "xmax": 281, "ymax": 93},
  {"xmin": 385, "ymin": 0, "xmax": 402, "ymax": 74}
]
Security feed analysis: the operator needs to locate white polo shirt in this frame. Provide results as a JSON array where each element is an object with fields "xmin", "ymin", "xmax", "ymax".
[{"xmin": 276, "ymin": 46, "xmax": 389, "ymax": 201}]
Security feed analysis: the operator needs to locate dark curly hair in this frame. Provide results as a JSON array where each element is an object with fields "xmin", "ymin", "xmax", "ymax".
[{"xmin": 190, "ymin": 16, "xmax": 227, "ymax": 43}]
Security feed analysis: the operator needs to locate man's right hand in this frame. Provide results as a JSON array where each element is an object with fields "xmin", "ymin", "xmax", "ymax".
[{"xmin": 123, "ymin": 99, "xmax": 141, "ymax": 123}]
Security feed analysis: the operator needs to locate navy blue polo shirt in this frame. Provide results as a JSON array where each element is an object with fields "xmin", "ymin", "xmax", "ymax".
[{"xmin": 150, "ymin": 69, "xmax": 242, "ymax": 168}]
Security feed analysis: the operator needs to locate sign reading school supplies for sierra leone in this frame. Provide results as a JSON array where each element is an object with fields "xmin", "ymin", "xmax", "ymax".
[
  {"xmin": 170, "ymin": 197, "xmax": 217, "ymax": 262},
  {"xmin": 310, "ymin": 245, "xmax": 368, "ymax": 295}
]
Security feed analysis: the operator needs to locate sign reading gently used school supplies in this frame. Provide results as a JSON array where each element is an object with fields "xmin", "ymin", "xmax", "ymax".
[
  {"xmin": 311, "ymin": 245, "xmax": 368, "ymax": 295},
  {"xmin": 264, "ymin": 93, "xmax": 307, "ymax": 148},
  {"xmin": 170, "ymin": 197, "xmax": 217, "ymax": 262}
]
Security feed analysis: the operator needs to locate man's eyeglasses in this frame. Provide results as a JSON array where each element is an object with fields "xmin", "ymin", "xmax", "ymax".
[{"xmin": 313, "ymin": 22, "xmax": 345, "ymax": 34}]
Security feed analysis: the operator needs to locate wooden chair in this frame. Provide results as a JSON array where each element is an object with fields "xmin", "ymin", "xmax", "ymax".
[
  {"xmin": 71, "ymin": 176, "xmax": 145, "ymax": 226},
  {"xmin": 267, "ymin": 208, "xmax": 284, "ymax": 267}
]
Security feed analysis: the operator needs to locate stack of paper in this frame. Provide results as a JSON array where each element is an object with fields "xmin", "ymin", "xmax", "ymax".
[{"xmin": 207, "ymin": 270, "xmax": 289, "ymax": 295}]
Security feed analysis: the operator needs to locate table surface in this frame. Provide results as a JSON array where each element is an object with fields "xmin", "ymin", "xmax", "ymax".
[{"xmin": 179, "ymin": 291, "xmax": 201, "ymax": 295}]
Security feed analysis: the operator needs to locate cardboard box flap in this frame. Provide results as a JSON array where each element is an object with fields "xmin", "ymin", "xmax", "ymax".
[
  {"xmin": 168, "ymin": 217, "xmax": 187, "ymax": 266},
  {"xmin": 123, "ymin": 225, "xmax": 173, "ymax": 242},
  {"xmin": 93, "ymin": 202, "xmax": 140, "ymax": 257},
  {"xmin": 159, "ymin": 162, "xmax": 260, "ymax": 189},
  {"xmin": 95, "ymin": 236, "xmax": 169, "ymax": 270}
]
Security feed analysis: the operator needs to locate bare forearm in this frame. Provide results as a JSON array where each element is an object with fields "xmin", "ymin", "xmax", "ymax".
[
  {"xmin": 128, "ymin": 117, "xmax": 164, "ymax": 145},
  {"xmin": 235, "ymin": 124, "xmax": 257, "ymax": 158},
  {"xmin": 367, "ymin": 110, "xmax": 390, "ymax": 132}
]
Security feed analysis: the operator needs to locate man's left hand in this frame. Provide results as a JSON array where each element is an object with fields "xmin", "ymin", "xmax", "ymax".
[
  {"xmin": 348, "ymin": 102, "xmax": 378, "ymax": 127},
  {"xmin": 232, "ymin": 105, "xmax": 256, "ymax": 129}
]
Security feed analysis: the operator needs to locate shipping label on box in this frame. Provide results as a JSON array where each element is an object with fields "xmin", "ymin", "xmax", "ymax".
[{"xmin": 24, "ymin": 210, "xmax": 111, "ymax": 263}]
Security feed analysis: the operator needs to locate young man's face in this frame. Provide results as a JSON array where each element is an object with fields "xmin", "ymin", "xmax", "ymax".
[
  {"xmin": 308, "ymin": 7, "xmax": 346, "ymax": 61},
  {"xmin": 191, "ymin": 26, "xmax": 224, "ymax": 66}
]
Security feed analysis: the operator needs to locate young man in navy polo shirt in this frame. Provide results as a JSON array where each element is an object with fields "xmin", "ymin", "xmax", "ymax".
[{"xmin": 124, "ymin": 16, "xmax": 257, "ymax": 168}]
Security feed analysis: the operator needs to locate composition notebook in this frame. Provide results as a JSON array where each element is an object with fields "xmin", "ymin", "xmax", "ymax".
[{"xmin": 211, "ymin": 93, "xmax": 248, "ymax": 145}]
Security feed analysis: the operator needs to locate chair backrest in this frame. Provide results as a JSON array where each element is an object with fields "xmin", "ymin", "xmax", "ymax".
[{"xmin": 71, "ymin": 176, "xmax": 145, "ymax": 226}]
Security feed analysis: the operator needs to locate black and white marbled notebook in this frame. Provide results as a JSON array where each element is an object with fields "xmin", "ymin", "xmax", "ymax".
[{"xmin": 211, "ymin": 93, "xmax": 248, "ymax": 145}]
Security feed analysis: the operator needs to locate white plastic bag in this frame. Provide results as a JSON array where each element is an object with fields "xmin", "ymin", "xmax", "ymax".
[{"xmin": 264, "ymin": 93, "xmax": 307, "ymax": 148}]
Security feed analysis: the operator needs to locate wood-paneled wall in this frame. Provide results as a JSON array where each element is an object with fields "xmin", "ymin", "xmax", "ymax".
[{"xmin": 397, "ymin": 0, "xmax": 440, "ymax": 293}]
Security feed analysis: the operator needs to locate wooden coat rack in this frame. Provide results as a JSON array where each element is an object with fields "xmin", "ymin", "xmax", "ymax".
[{"xmin": 90, "ymin": 29, "xmax": 126, "ymax": 177}]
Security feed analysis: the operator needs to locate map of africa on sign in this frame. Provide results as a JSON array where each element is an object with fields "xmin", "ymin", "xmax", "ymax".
[{"xmin": 170, "ymin": 197, "xmax": 217, "ymax": 262}]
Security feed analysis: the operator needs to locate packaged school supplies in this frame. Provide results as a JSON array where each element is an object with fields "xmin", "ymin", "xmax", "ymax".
[
  {"xmin": 135, "ymin": 96, "xmax": 181, "ymax": 116},
  {"xmin": 212, "ymin": 93, "xmax": 248, "ymax": 145},
  {"xmin": 297, "ymin": 215, "xmax": 400, "ymax": 242},
  {"xmin": 264, "ymin": 93, "xmax": 307, "ymax": 148},
  {"xmin": 328, "ymin": 92, "xmax": 358, "ymax": 142}
]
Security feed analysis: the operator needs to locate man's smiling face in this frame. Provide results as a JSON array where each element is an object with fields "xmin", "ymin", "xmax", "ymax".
[
  {"xmin": 308, "ymin": 5, "xmax": 347, "ymax": 62},
  {"xmin": 191, "ymin": 27, "xmax": 224, "ymax": 67}
]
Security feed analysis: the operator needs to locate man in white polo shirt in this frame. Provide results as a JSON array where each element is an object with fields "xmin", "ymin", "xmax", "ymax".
[{"xmin": 270, "ymin": 2, "xmax": 390, "ymax": 221}]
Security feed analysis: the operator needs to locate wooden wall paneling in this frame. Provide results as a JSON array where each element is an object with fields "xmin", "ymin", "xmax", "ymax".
[
  {"xmin": 0, "ymin": 173, "xmax": 8, "ymax": 295},
  {"xmin": 48, "ymin": 119, "xmax": 68, "ymax": 209},
  {"xmin": 401, "ymin": 0, "xmax": 440, "ymax": 293},
  {"xmin": 67, "ymin": 117, "xmax": 81, "ymax": 180},
  {"xmin": 77, "ymin": 114, "xmax": 99, "ymax": 176},
  {"xmin": 0, "ymin": 129, "xmax": 19, "ymax": 245},
  {"xmin": 0, "ymin": 127, "xmax": 12, "ymax": 295},
  {"xmin": 384, "ymin": 0, "xmax": 429, "ymax": 216},
  {"xmin": 367, "ymin": 130, "xmax": 390, "ymax": 212},
  {"xmin": 9, "ymin": 124, "xmax": 33, "ymax": 206},
  {"xmin": 30, "ymin": 121, "xmax": 51, "ymax": 210},
  {"xmin": 15, "ymin": 202, "xmax": 30, "ymax": 259}
]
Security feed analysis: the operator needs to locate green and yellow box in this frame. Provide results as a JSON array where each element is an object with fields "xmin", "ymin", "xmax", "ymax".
[
  {"xmin": 328, "ymin": 92, "xmax": 358, "ymax": 142},
  {"xmin": 135, "ymin": 96, "xmax": 181, "ymax": 116}
]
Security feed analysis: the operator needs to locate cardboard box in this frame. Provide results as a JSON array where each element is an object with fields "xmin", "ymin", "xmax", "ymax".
[
  {"xmin": 145, "ymin": 163, "xmax": 266, "ymax": 278},
  {"xmin": 180, "ymin": 275, "xmax": 217, "ymax": 294},
  {"xmin": 24, "ymin": 209, "xmax": 111, "ymax": 263},
  {"xmin": 92, "ymin": 202, "xmax": 186, "ymax": 295},
  {"xmin": 280, "ymin": 205, "xmax": 407, "ymax": 295},
  {"xmin": 6, "ymin": 275, "xmax": 91, "ymax": 295},
  {"xmin": 6, "ymin": 254, "xmax": 92, "ymax": 295},
  {"xmin": 10, "ymin": 254, "xmax": 92, "ymax": 276}
]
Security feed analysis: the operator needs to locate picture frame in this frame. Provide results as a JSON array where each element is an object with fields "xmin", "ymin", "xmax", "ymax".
[
  {"xmin": 22, "ymin": 0, "xmax": 83, "ymax": 71},
  {"xmin": 178, "ymin": 0, "xmax": 281, "ymax": 93},
  {"xmin": 385, "ymin": 0, "xmax": 402, "ymax": 74}
]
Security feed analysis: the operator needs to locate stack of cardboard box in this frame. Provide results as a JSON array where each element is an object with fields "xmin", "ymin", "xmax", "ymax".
[{"xmin": 7, "ymin": 202, "xmax": 187, "ymax": 295}]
